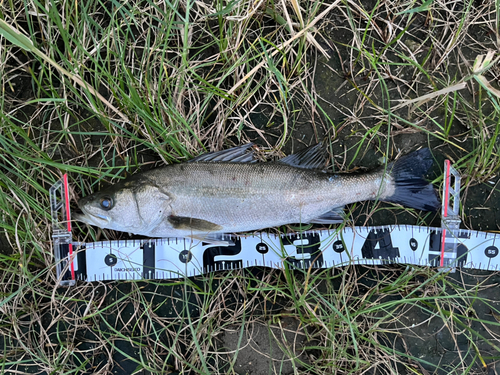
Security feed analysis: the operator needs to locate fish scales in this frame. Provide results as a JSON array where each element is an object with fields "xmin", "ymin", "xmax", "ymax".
[
  {"xmin": 155, "ymin": 162, "xmax": 385, "ymax": 234},
  {"xmin": 75, "ymin": 144, "xmax": 440, "ymax": 241}
]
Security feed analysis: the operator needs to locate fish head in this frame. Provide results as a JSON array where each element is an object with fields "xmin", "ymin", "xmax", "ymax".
[{"xmin": 74, "ymin": 179, "xmax": 172, "ymax": 235}]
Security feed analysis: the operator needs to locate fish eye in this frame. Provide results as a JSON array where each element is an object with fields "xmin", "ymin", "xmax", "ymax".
[{"xmin": 100, "ymin": 196, "xmax": 113, "ymax": 210}]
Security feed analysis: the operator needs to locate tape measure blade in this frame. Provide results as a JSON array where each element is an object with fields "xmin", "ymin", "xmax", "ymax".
[
  {"xmin": 84, "ymin": 240, "xmax": 141, "ymax": 282},
  {"xmin": 461, "ymin": 230, "xmax": 498, "ymax": 270},
  {"xmin": 155, "ymin": 238, "xmax": 204, "ymax": 278},
  {"xmin": 76, "ymin": 227, "xmax": 500, "ymax": 282},
  {"xmin": 389, "ymin": 226, "xmax": 432, "ymax": 266}
]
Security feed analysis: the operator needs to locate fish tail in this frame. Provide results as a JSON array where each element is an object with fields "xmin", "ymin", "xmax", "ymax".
[{"xmin": 383, "ymin": 148, "xmax": 441, "ymax": 211}]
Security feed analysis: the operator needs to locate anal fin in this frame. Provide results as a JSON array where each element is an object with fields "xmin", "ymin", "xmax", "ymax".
[{"xmin": 309, "ymin": 206, "xmax": 345, "ymax": 224}]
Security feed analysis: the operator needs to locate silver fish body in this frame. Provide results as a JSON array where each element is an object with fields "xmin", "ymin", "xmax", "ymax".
[{"xmin": 75, "ymin": 145, "xmax": 440, "ymax": 239}]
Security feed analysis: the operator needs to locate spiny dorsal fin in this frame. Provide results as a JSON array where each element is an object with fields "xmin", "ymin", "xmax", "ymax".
[
  {"xmin": 278, "ymin": 143, "xmax": 326, "ymax": 169},
  {"xmin": 189, "ymin": 143, "xmax": 256, "ymax": 163}
]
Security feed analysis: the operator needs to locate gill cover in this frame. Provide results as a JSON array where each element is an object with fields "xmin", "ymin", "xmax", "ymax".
[{"xmin": 76, "ymin": 182, "xmax": 171, "ymax": 234}]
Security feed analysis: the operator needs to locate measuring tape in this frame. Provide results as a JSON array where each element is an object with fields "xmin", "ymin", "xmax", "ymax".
[{"xmin": 50, "ymin": 162, "xmax": 500, "ymax": 286}]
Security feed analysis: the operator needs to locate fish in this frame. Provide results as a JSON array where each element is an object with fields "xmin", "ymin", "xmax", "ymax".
[{"xmin": 74, "ymin": 143, "xmax": 440, "ymax": 241}]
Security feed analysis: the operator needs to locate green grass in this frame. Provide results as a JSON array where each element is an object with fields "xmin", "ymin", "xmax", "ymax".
[{"xmin": 0, "ymin": 0, "xmax": 500, "ymax": 373}]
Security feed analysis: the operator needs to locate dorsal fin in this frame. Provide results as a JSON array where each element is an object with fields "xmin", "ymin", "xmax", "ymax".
[
  {"xmin": 278, "ymin": 143, "xmax": 326, "ymax": 169},
  {"xmin": 189, "ymin": 143, "xmax": 256, "ymax": 163}
]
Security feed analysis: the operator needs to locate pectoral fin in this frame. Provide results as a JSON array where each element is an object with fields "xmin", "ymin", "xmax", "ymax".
[{"xmin": 168, "ymin": 215, "xmax": 223, "ymax": 232}]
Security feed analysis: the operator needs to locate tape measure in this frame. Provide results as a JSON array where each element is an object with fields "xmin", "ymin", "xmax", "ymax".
[{"xmin": 50, "ymin": 161, "xmax": 500, "ymax": 286}]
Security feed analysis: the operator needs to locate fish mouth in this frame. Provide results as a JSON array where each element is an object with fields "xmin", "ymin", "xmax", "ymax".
[{"xmin": 73, "ymin": 207, "xmax": 111, "ymax": 227}]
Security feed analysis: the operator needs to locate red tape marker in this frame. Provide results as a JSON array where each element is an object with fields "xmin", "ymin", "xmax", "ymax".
[
  {"xmin": 440, "ymin": 160, "xmax": 451, "ymax": 267},
  {"xmin": 63, "ymin": 174, "xmax": 75, "ymax": 281}
]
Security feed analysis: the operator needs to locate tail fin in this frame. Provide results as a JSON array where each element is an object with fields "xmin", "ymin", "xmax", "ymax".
[{"xmin": 384, "ymin": 148, "xmax": 440, "ymax": 211}]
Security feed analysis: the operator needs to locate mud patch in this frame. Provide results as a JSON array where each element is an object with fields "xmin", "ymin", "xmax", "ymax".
[{"xmin": 222, "ymin": 317, "xmax": 313, "ymax": 375}]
